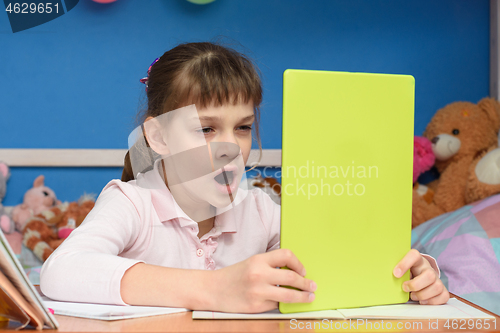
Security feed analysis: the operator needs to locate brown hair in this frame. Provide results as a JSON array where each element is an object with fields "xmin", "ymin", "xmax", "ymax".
[{"xmin": 122, "ymin": 42, "xmax": 263, "ymax": 182}]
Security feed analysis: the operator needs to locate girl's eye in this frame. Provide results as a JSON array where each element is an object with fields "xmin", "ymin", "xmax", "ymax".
[
  {"xmin": 197, "ymin": 127, "xmax": 214, "ymax": 134},
  {"xmin": 237, "ymin": 126, "xmax": 252, "ymax": 132}
]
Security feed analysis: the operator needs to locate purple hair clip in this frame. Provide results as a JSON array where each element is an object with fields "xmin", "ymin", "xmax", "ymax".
[{"xmin": 140, "ymin": 57, "xmax": 160, "ymax": 91}]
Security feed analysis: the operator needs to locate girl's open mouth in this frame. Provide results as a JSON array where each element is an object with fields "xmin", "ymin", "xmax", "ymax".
[
  {"xmin": 214, "ymin": 170, "xmax": 234, "ymax": 186},
  {"xmin": 212, "ymin": 164, "xmax": 240, "ymax": 195}
]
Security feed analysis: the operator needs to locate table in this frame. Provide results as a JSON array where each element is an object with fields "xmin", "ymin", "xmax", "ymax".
[{"xmin": 1, "ymin": 294, "xmax": 498, "ymax": 332}]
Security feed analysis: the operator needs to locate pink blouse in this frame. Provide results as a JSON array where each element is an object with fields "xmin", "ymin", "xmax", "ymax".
[{"xmin": 40, "ymin": 162, "xmax": 280, "ymax": 305}]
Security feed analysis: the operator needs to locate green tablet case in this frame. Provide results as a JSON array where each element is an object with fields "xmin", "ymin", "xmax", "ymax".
[{"xmin": 280, "ymin": 69, "xmax": 414, "ymax": 313}]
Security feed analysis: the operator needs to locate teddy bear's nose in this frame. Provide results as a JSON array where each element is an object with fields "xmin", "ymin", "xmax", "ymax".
[{"xmin": 431, "ymin": 137, "xmax": 439, "ymax": 144}]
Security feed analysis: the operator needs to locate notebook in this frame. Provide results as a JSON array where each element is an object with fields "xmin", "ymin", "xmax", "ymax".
[
  {"xmin": 0, "ymin": 230, "xmax": 58, "ymax": 329},
  {"xmin": 280, "ymin": 69, "xmax": 415, "ymax": 313}
]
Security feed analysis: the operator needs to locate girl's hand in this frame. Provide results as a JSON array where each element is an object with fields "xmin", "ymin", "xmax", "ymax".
[
  {"xmin": 393, "ymin": 249, "xmax": 450, "ymax": 305},
  {"xmin": 213, "ymin": 249, "xmax": 317, "ymax": 313}
]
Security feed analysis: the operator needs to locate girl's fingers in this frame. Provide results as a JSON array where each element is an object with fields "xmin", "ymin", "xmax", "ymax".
[
  {"xmin": 402, "ymin": 267, "xmax": 437, "ymax": 293},
  {"xmin": 241, "ymin": 299, "xmax": 279, "ymax": 314},
  {"xmin": 417, "ymin": 288, "xmax": 450, "ymax": 305},
  {"xmin": 410, "ymin": 280, "xmax": 447, "ymax": 303},
  {"xmin": 268, "ymin": 267, "xmax": 317, "ymax": 293},
  {"xmin": 266, "ymin": 249, "xmax": 307, "ymax": 277},
  {"xmin": 267, "ymin": 284, "xmax": 315, "ymax": 304},
  {"xmin": 393, "ymin": 249, "xmax": 426, "ymax": 278},
  {"xmin": 262, "ymin": 300, "xmax": 280, "ymax": 312}
]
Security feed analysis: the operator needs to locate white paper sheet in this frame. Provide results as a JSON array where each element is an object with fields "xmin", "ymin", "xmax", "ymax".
[
  {"xmin": 338, "ymin": 298, "xmax": 495, "ymax": 319},
  {"xmin": 41, "ymin": 296, "xmax": 189, "ymax": 321},
  {"xmin": 193, "ymin": 298, "xmax": 495, "ymax": 320}
]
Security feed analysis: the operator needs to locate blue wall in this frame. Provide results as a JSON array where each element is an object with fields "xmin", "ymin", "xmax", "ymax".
[{"xmin": 0, "ymin": 0, "xmax": 490, "ymax": 204}]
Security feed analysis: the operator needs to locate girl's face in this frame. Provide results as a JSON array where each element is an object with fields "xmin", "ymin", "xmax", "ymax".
[
  {"xmin": 147, "ymin": 101, "xmax": 255, "ymax": 213},
  {"xmin": 195, "ymin": 101, "xmax": 254, "ymax": 166}
]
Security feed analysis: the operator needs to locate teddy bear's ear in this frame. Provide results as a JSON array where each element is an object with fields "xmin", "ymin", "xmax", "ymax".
[
  {"xmin": 478, "ymin": 97, "xmax": 500, "ymax": 129},
  {"xmin": 0, "ymin": 162, "xmax": 9, "ymax": 180},
  {"xmin": 33, "ymin": 175, "xmax": 45, "ymax": 188}
]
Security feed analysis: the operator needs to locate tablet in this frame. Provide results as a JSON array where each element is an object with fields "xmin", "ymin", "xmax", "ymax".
[{"xmin": 280, "ymin": 69, "xmax": 414, "ymax": 313}]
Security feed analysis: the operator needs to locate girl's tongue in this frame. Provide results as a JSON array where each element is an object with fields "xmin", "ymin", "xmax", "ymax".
[{"xmin": 214, "ymin": 170, "xmax": 234, "ymax": 186}]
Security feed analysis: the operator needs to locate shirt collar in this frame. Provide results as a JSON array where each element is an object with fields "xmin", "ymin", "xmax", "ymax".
[{"xmin": 136, "ymin": 159, "xmax": 241, "ymax": 233}]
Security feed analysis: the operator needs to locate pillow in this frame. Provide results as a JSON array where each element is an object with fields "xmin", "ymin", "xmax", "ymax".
[{"xmin": 411, "ymin": 194, "xmax": 500, "ymax": 315}]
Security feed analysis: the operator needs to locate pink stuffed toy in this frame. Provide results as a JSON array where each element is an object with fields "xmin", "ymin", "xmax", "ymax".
[
  {"xmin": 413, "ymin": 136, "xmax": 436, "ymax": 183},
  {"xmin": 413, "ymin": 136, "xmax": 436, "ymax": 205},
  {"xmin": 0, "ymin": 162, "xmax": 14, "ymax": 234},
  {"xmin": 11, "ymin": 175, "xmax": 61, "ymax": 232}
]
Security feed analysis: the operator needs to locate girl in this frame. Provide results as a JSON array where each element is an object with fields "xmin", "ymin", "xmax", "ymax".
[{"xmin": 40, "ymin": 42, "xmax": 449, "ymax": 313}]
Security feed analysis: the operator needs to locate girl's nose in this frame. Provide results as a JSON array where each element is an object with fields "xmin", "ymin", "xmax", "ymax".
[
  {"xmin": 210, "ymin": 142, "xmax": 241, "ymax": 175},
  {"xmin": 211, "ymin": 141, "xmax": 240, "ymax": 161},
  {"xmin": 208, "ymin": 131, "xmax": 242, "ymax": 170}
]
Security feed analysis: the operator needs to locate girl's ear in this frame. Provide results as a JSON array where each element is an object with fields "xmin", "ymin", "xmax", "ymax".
[{"xmin": 143, "ymin": 117, "xmax": 170, "ymax": 155}]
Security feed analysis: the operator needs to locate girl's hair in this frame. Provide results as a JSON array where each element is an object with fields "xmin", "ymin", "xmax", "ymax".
[{"xmin": 122, "ymin": 42, "xmax": 263, "ymax": 182}]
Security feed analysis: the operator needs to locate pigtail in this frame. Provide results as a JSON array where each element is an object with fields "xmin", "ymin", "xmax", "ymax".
[{"xmin": 121, "ymin": 151, "xmax": 134, "ymax": 182}]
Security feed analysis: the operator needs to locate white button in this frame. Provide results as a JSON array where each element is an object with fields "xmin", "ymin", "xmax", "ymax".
[{"xmin": 196, "ymin": 248, "xmax": 204, "ymax": 257}]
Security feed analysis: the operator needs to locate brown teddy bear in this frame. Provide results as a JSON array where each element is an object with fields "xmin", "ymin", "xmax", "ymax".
[{"xmin": 412, "ymin": 97, "xmax": 500, "ymax": 228}]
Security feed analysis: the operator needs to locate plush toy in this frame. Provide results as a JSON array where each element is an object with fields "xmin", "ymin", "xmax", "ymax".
[
  {"xmin": 55, "ymin": 196, "xmax": 95, "ymax": 239},
  {"xmin": 0, "ymin": 162, "xmax": 15, "ymax": 234},
  {"xmin": 22, "ymin": 195, "xmax": 95, "ymax": 262},
  {"xmin": 11, "ymin": 175, "xmax": 61, "ymax": 233},
  {"xmin": 413, "ymin": 136, "xmax": 436, "ymax": 183},
  {"xmin": 412, "ymin": 136, "xmax": 436, "ymax": 204},
  {"xmin": 412, "ymin": 97, "xmax": 500, "ymax": 228}
]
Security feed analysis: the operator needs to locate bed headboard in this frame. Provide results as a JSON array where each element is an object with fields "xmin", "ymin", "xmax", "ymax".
[{"xmin": 0, "ymin": 149, "xmax": 282, "ymax": 168}]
